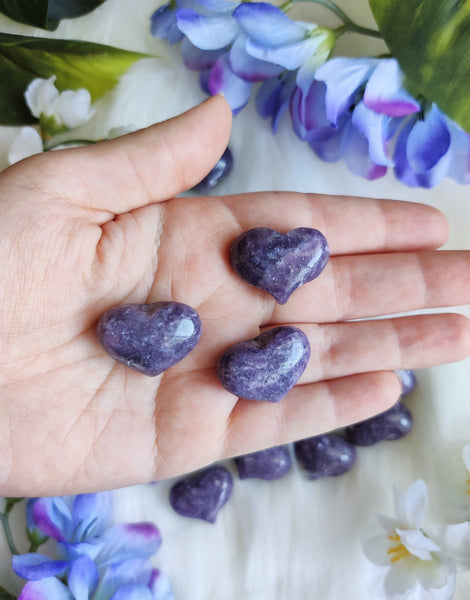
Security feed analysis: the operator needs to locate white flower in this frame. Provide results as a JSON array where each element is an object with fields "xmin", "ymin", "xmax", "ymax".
[
  {"xmin": 8, "ymin": 127, "xmax": 43, "ymax": 165},
  {"xmin": 363, "ymin": 480, "xmax": 456, "ymax": 600},
  {"xmin": 24, "ymin": 76, "xmax": 94, "ymax": 129}
]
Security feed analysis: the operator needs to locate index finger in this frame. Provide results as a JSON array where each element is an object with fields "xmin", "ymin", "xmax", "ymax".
[{"xmin": 221, "ymin": 192, "xmax": 448, "ymax": 255}]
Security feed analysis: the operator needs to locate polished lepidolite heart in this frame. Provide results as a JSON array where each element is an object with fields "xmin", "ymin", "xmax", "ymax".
[
  {"xmin": 230, "ymin": 227, "xmax": 329, "ymax": 304},
  {"xmin": 234, "ymin": 446, "xmax": 292, "ymax": 480},
  {"xmin": 97, "ymin": 301, "xmax": 202, "ymax": 376},
  {"xmin": 169, "ymin": 466, "xmax": 233, "ymax": 523},
  {"xmin": 217, "ymin": 326, "xmax": 310, "ymax": 402}
]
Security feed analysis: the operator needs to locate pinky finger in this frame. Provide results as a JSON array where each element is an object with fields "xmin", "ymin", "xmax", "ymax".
[{"xmin": 224, "ymin": 371, "xmax": 402, "ymax": 458}]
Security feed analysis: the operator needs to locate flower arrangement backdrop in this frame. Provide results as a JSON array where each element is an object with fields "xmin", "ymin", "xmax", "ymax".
[{"xmin": 0, "ymin": 0, "xmax": 469, "ymax": 599}]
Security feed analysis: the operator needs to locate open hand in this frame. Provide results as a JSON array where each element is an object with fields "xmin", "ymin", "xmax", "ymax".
[{"xmin": 0, "ymin": 96, "xmax": 469, "ymax": 496}]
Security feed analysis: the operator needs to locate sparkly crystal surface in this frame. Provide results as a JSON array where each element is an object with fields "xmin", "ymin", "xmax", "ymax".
[
  {"xmin": 294, "ymin": 434, "xmax": 356, "ymax": 480},
  {"xmin": 395, "ymin": 369, "xmax": 417, "ymax": 396},
  {"xmin": 217, "ymin": 326, "xmax": 310, "ymax": 402},
  {"xmin": 193, "ymin": 147, "xmax": 233, "ymax": 192},
  {"xmin": 230, "ymin": 227, "xmax": 329, "ymax": 304},
  {"xmin": 169, "ymin": 466, "xmax": 233, "ymax": 523},
  {"xmin": 344, "ymin": 402, "xmax": 413, "ymax": 446},
  {"xmin": 97, "ymin": 301, "xmax": 202, "ymax": 376},
  {"xmin": 235, "ymin": 446, "xmax": 292, "ymax": 480}
]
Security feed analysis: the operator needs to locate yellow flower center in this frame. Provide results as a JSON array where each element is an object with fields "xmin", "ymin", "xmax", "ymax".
[{"xmin": 387, "ymin": 534, "xmax": 411, "ymax": 563}]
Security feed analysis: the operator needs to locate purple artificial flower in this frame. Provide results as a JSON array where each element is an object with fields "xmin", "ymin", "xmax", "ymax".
[
  {"xmin": 291, "ymin": 56, "xmax": 470, "ymax": 186},
  {"xmin": 256, "ymin": 71, "xmax": 297, "ymax": 133},
  {"xmin": 13, "ymin": 493, "xmax": 168, "ymax": 599}
]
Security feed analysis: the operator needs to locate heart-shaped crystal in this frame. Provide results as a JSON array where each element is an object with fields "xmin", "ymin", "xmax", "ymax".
[
  {"xmin": 97, "ymin": 301, "xmax": 202, "ymax": 376},
  {"xmin": 217, "ymin": 326, "xmax": 310, "ymax": 402},
  {"xmin": 230, "ymin": 227, "xmax": 329, "ymax": 304},
  {"xmin": 169, "ymin": 466, "xmax": 233, "ymax": 523},
  {"xmin": 234, "ymin": 446, "xmax": 292, "ymax": 480},
  {"xmin": 294, "ymin": 434, "xmax": 356, "ymax": 480}
]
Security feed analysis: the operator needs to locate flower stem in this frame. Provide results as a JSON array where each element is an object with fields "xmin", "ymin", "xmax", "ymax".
[
  {"xmin": 282, "ymin": 0, "xmax": 382, "ymax": 39},
  {"xmin": 0, "ymin": 513, "xmax": 20, "ymax": 556},
  {"xmin": 0, "ymin": 584, "xmax": 17, "ymax": 600}
]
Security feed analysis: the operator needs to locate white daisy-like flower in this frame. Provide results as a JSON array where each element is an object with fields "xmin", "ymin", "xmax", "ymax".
[
  {"xmin": 8, "ymin": 127, "xmax": 43, "ymax": 165},
  {"xmin": 363, "ymin": 480, "xmax": 457, "ymax": 600},
  {"xmin": 24, "ymin": 76, "xmax": 94, "ymax": 130}
]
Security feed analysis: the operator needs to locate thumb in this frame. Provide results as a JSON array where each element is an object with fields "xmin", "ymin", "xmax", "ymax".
[{"xmin": 42, "ymin": 95, "xmax": 232, "ymax": 215}]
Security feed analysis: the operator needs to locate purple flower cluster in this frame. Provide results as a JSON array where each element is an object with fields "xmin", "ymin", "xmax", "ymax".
[
  {"xmin": 150, "ymin": 0, "xmax": 470, "ymax": 187},
  {"xmin": 12, "ymin": 493, "xmax": 173, "ymax": 600}
]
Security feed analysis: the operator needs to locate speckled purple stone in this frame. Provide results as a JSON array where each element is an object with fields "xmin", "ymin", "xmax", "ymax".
[
  {"xmin": 169, "ymin": 466, "xmax": 233, "ymax": 523},
  {"xmin": 395, "ymin": 369, "xmax": 417, "ymax": 396},
  {"xmin": 344, "ymin": 402, "xmax": 413, "ymax": 446},
  {"xmin": 294, "ymin": 434, "xmax": 356, "ymax": 480},
  {"xmin": 193, "ymin": 147, "xmax": 233, "ymax": 192},
  {"xmin": 97, "ymin": 301, "xmax": 201, "ymax": 376},
  {"xmin": 217, "ymin": 326, "xmax": 310, "ymax": 402},
  {"xmin": 230, "ymin": 227, "xmax": 329, "ymax": 304},
  {"xmin": 235, "ymin": 446, "xmax": 292, "ymax": 480}
]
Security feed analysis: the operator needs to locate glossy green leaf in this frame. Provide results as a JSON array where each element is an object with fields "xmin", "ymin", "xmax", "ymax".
[
  {"xmin": 369, "ymin": 0, "xmax": 470, "ymax": 132},
  {"xmin": 0, "ymin": 33, "xmax": 148, "ymax": 125},
  {"xmin": 0, "ymin": 0, "xmax": 108, "ymax": 30}
]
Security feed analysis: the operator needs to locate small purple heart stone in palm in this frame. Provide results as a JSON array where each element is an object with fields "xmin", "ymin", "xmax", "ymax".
[
  {"xmin": 344, "ymin": 402, "xmax": 413, "ymax": 446},
  {"xmin": 294, "ymin": 434, "xmax": 356, "ymax": 480},
  {"xmin": 230, "ymin": 227, "xmax": 329, "ymax": 304},
  {"xmin": 169, "ymin": 466, "xmax": 233, "ymax": 523},
  {"xmin": 217, "ymin": 326, "xmax": 310, "ymax": 402},
  {"xmin": 97, "ymin": 301, "xmax": 201, "ymax": 376}
]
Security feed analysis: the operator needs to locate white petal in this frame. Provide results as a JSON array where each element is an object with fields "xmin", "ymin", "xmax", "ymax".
[
  {"xmin": 404, "ymin": 480, "xmax": 428, "ymax": 528},
  {"xmin": 397, "ymin": 529, "xmax": 441, "ymax": 560},
  {"xmin": 428, "ymin": 522, "xmax": 470, "ymax": 568},
  {"xmin": 24, "ymin": 76, "xmax": 59, "ymax": 118},
  {"xmin": 462, "ymin": 444, "xmax": 470, "ymax": 472},
  {"xmin": 416, "ymin": 553, "xmax": 455, "ymax": 592},
  {"xmin": 384, "ymin": 557, "xmax": 419, "ymax": 597},
  {"xmin": 8, "ymin": 127, "xmax": 43, "ymax": 164},
  {"xmin": 362, "ymin": 531, "xmax": 392, "ymax": 566},
  {"xmin": 54, "ymin": 89, "xmax": 93, "ymax": 128}
]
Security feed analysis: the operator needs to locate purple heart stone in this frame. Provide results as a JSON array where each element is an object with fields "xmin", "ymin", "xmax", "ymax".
[
  {"xmin": 97, "ymin": 301, "xmax": 202, "ymax": 376},
  {"xmin": 234, "ymin": 446, "xmax": 292, "ymax": 480},
  {"xmin": 216, "ymin": 326, "xmax": 310, "ymax": 402},
  {"xmin": 395, "ymin": 369, "xmax": 417, "ymax": 396},
  {"xmin": 294, "ymin": 434, "xmax": 356, "ymax": 480},
  {"xmin": 344, "ymin": 402, "xmax": 413, "ymax": 446},
  {"xmin": 169, "ymin": 466, "xmax": 233, "ymax": 523},
  {"xmin": 230, "ymin": 227, "xmax": 329, "ymax": 304}
]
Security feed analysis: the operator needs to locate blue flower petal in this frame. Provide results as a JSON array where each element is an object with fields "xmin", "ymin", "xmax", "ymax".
[
  {"xmin": 406, "ymin": 104, "xmax": 451, "ymax": 173},
  {"xmin": 207, "ymin": 55, "xmax": 253, "ymax": 112},
  {"xmin": 229, "ymin": 36, "xmax": 283, "ymax": 81},
  {"xmin": 192, "ymin": 0, "xmax": 239, "ymax": 14},
  {"xmin": 393, "ymin": 119, "xmax": 449, "ymax": 187},
  {"xmin": 245, "ymin": 35, "xmax": 323, "ymax": 71},
  {"xmin": 342, "ymin": 120, "xmax": 388, "ymax": 180},
  {"xmin": 18, "ymin": 577, "xmax": 73, "ymax": 600},
  {"xmin": 309, "ymin": 122, "xmax": 346, "ymax": 162},
  {"xmin": 12, "ymin": 553, "xmax": 68, "ymax": 581},
  {"xmin": 72, "ymin": 493, "xmax": 113, "ymax": 541},
  {"xmin": 234, "ymin": 3, "xmax": 307, "ymax": 46},
  {"xmin": 182, "ymin": 38, "xmax": 225, "ymax": 70},
  {"xmin": 315, "ymin": 57, "xmax": 378, "ymax": 126},
  {"xmin": 68, "ymin": 556, "xmax": 99, "ymax": 600},
  {"xmin": 109, "ymin": 584, "xmax": 153, "ymax": 600},
  {"xmin": 290, "ymin": 80, "xmax": 333, "ymax": 142},
  {"xmin": 98, "ymin": 522, "xmax": 162, "ymax": 566},
  {"xmin": 364, "ymin": 59, "xmax": 420, "ymax": 117},
  {"xmin": 32, "ymin": 497, "xmax": 71, "ymax": 541},
  {"xmin": 256, "ymin": 72, "xmax": 296, "ymax": 133},
  {"xmin": 150, "ymin": 5, "xmax": 184, "ymax": 44},
  {"xmin": 352, "ymin": 101, "xmax": 393, "ymax": 166},
  {"xmin": 149, "ymin": 569, "xmax": 175, "ymax": 600},
  {"xmin": 176, "ymin": 8, "xmax": 239, "ymax": 50}
]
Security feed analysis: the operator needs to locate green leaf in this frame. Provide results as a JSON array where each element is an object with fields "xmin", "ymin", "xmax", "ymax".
[
  {"xmin": 0, "ymin": 585, "xmax": 16, "ymax": 600},
  {"xmin": 0, "ymin": 0, "xmax": 108, "ymax": 30},
  {"xmin": 369, "ymin": 0, "xmax": 470, "ymax": 132},
  {"xmin": 0, "ymin": 33, "xmax": 148, "ymax": 125}
]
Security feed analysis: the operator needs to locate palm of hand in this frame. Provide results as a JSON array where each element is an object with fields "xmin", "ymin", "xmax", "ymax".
[{"xmin": 0, "ymin": 96, "xmax": 469, "ymax": 496}]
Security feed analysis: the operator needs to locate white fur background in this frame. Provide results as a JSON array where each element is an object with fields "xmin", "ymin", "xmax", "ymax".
[{"xmin": 0, "ymin": 0, "xmax": 470, "ymax": 598}]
